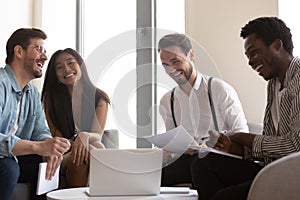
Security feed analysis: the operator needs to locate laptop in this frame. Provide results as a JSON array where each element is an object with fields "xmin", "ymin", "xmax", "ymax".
[{"xmin": 88, "ymin": 148, "xmax": 163, "ymax": 196}]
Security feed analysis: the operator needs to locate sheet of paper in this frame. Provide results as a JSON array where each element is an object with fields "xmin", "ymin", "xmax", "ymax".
[
  {"xmin": 144, "ymin": 125, "xmax": 197, "ymax": 154},
  {"xmin": 36, "ymin": 162, "xmax": 60, "ymax": 195},
  {"xmin": 190, "ymin": 145, "xmax": 243, "ymax": 159},
  {"xmin": 145, "ymin": 125, "xmax": 242, "ymax": 159}
]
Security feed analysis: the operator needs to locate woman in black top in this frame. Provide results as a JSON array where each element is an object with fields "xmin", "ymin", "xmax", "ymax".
[{"xmin": 41, "ymin": 48, "xmax": 110, "ymax": 187}]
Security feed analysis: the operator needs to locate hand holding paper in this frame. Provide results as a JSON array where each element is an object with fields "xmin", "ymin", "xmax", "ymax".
[
  {"xmin": 144, "ymin": 126, "xmax": 197, "ymax": 154},
  {"xmin": 205, "ymin": 130, "xmax": 220, "ymax": 148},
  {"xmin": 145, "ymin": 126, "xmax": 242, "ymax": 159}
]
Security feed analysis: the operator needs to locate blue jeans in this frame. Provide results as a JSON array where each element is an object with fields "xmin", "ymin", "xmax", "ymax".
[
  {"xmin": 0, "ymin": 157, "xmax": 19, "ymax": 200},
  {"xmin": 0, "ymin": 155, "xmax": 45, "ymax": 200}
]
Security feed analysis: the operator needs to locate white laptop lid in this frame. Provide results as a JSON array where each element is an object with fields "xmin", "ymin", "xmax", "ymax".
[{"xmin": 88, "ymin": 148, "xmax": 163, "ymax": 196}]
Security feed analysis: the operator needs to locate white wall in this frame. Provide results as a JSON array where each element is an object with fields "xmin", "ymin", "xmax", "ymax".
[
  {"xmin": 185, "ymin": 0, "xmax": 278, "ymax": 124},
  {"xmin": 0, "ymin": 0, "xmax": 44, "ymax": 89},
  {"xmin": 0, "ymin": 0, "xmax": 31, "ymax": 67}
]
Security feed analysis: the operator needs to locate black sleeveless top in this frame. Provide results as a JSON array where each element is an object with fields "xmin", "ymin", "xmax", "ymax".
[{"xmin": 67, "ymin": 90, "xmax": 102, "ymax": 139}]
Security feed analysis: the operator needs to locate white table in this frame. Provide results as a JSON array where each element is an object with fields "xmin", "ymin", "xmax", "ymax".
[{"xmin": 47, "ymin": 187, "xmax": 198, "ymax": 200}]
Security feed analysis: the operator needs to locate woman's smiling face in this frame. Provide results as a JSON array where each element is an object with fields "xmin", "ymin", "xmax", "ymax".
[{"xmin": 55, "ymin": 52, "xmax": 82, "ymax": 87}]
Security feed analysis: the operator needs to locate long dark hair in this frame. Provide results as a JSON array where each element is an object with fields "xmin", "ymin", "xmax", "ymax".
[{"xmin": 41, "ymin": 48, "xmax": 110, "ymax": 138}]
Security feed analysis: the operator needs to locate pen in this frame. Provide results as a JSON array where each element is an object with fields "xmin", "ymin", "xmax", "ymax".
[
  {"xmin": 70, "ymin": 126, "xmax": 80, "ymax": 141},
  {"xmin": 194, "ymin": 136, "xmax": 209, "ymax": 143},
  {"xmin": 69, "ymin": 133, "xmax": 78, "ymax": 141},
  {"xmin": 200, "ymin": 137, "xmax": 209, "ymax": 141}
]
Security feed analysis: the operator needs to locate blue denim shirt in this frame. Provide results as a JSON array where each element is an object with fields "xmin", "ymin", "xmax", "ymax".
[{"xmin": 0, "ymin": 65, "xmax": 52, "ymax": 157}]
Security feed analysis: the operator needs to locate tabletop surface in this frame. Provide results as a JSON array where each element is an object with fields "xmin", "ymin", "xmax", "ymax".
[{"xmin": 47, "ymin": 187, "xmax": 198, "ymax": 200}]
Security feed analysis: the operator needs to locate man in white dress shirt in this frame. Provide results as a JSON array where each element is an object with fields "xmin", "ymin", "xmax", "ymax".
[{"xmin": 158, "ymin": 33, "xmax": 249, "ymax": 187}]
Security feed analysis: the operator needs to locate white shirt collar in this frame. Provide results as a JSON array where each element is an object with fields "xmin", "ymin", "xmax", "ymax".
[{"xmin": 193, "ymin": 72, "xmax": 202, "ymax": 90}]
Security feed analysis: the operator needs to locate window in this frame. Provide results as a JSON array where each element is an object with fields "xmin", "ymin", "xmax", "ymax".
[
  {"xmin": 42, "ymin": 0, "xmax": 185, "ymax": 148},
  {"xmin": 83, "ymin": 0, "xmax": 137, "ymax": 148},
  {"xmin": 155, "ymin": 0, "xmax": 185, "ymax": 134},
  {"xmin": 1, "ymin": 0, "xmax": 184, "ymax": 149},
  {"xmin": 83, "ymin": 0, "xmax": 185, "ymax": 147},
  {"xmin": 42, "ymin": 0, "xmax": 76, "ymax": 88},
  {"xmin": 42, "ymin": 0, "xmax": 76, "ymax": 54}
]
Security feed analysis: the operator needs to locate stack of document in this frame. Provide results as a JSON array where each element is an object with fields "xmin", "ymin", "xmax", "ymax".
[{"xmin": 144, "ymin": 125, "xmax": 242, "ymax": 159}]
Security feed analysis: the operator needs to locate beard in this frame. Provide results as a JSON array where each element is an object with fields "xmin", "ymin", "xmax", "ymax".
[
  {"xmin": 30, "ymin": 64, "xmax": 43, "ymax": 79},
  {"xmin": 176, "ymin": 65, "xmax": 193, "ymax": 85},
  {"xmin": 24, "ymin": 58, "xmax": 43, "ymax": 79},
  {"xmin": 176, "ymin": 77, "xmax": 188, "ymax": 85},
  {"xmin": 34, "ymin": 70, "xmax": 43, "ymax": 78}
]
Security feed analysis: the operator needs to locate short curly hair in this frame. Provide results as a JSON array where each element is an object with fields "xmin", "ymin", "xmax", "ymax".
[{"xmin": 240, "ymin": 17, "xmax": 293, "ymax": 56}]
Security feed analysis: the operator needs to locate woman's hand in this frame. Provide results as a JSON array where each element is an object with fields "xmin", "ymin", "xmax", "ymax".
[{"xmin": 71, "ymin": 131, "xmax": 90, "ymax": 166}]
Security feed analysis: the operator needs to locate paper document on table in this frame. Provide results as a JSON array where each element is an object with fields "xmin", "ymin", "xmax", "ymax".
[
  {"xmin": 144, "ymin": 125, "xmax": 197, "ymax": 154},
  {"xmin": 36, "ymin": 162, "xmax": 60, "ymax": 195}
]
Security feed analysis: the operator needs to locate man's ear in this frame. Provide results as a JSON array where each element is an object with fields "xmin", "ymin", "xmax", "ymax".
[
  {"xmin": 14, "ymin": 45, "xmax": 24, "ymax": 59},
  {"xmin": 273, "ymin": 39, "xmax": 283, "ymax": 51},
  {"xmin": 187, "ymin": 49, "xmax": 195, "ymax": 61}
]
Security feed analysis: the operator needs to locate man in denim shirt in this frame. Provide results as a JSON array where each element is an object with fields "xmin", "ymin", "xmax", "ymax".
[{"xmin": 0, "ymin": 28, "xmax": 71, "ymax": 200}]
